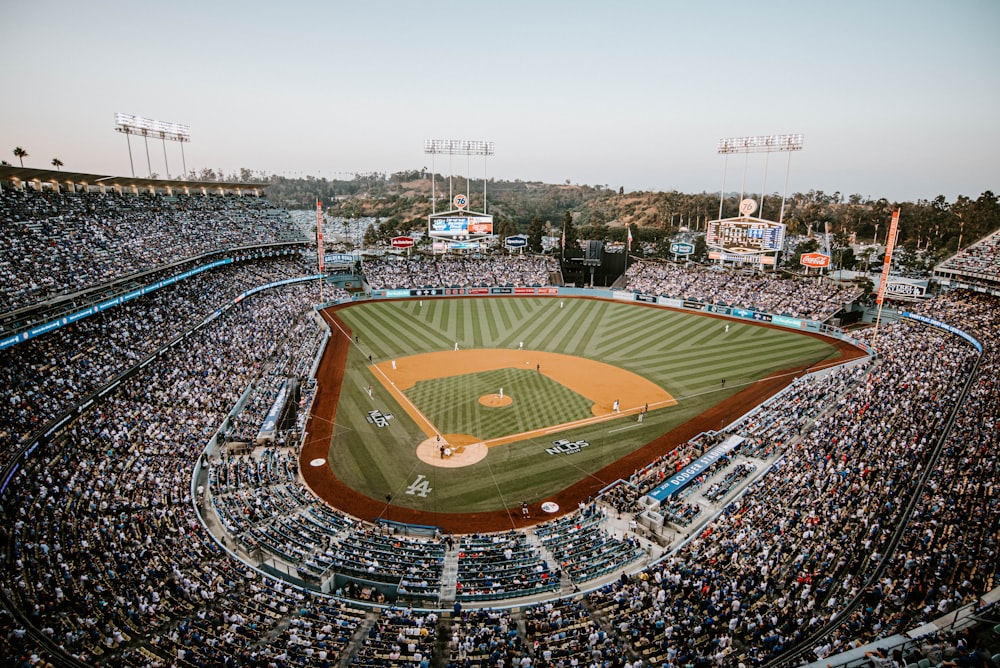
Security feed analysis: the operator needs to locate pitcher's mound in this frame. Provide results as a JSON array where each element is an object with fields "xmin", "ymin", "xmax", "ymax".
[
  {"xmin": 416, "ymin": 434, "xmax": 488, "ymax": 468},
  {"xmin": 479, "ymin": 393, "xmax": 513, "ymax": 407}
]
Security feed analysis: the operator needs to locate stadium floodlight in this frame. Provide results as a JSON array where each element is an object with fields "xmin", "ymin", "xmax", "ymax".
[
  {"xmin": 114, "ymin": 112, "xmax": 191, "ymax": 179},
  {"xmin": 423, "ymin": 139, "xmax": 495, "ymax": 215},
  {"xmin": 423, "ymin": 139, "xmax": 495, "ymax": 156},
  {"xmin": 716, "ymin": 133, "xmax": 803, "ymax": 225},
  {"xmin": 716, "ymin": 133, "xmax": 803, "ymax": 154}
]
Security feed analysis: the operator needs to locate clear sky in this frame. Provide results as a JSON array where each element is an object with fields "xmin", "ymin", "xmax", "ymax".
[{"xmin": 2, "ymin": 1, "xmax": 998, "ymax": 202}]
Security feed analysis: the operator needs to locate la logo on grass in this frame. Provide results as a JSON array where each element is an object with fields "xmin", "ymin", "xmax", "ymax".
[{"xmin": 406, "ymin": 474, "xmax": 432, "ymax": 497}]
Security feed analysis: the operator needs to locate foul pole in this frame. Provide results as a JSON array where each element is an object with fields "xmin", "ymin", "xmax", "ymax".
[{"xmin": 871, "ymin": 209, "xmax": 901, "ymax": 351}]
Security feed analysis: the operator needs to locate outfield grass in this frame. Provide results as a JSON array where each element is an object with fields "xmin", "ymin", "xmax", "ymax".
[{"xmin": 327, "ymin": 297, "xmax": 840, "ymax": 513}]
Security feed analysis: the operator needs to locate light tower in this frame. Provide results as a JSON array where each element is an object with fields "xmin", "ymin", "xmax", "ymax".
[
  {"xmin": 114, "ymin": 113, "xmax": 191, "ymax": 179},
  {"xmin": 423, "ymin": 140, "xmax": 495, "ymax": 215},
  {"xmin": 717, "ymin": 133, "xmax": 803, "ymax": 223}
]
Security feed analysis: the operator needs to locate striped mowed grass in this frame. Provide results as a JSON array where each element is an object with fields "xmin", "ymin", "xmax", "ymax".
[{"xmin": 328, "ymin": 297, "xmax": 839, "ymax": 514}]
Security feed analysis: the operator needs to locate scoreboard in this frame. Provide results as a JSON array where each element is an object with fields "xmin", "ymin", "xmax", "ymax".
[
  {"xmin": 706, "ymin": 219, "xmax": 785, "ymax": 255},
  {"xmin": 429, "ymin": 214, "xmax": 493, "ymax": 239}
]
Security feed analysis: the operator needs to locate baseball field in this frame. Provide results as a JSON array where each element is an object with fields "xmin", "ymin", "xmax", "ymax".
[{"xmin": 301, "ymin": 296, "xmax": 859, "ymax": 532}]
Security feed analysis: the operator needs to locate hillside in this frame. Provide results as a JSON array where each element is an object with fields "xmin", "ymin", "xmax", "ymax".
[{"xmin": 263, "ymin": 171, "xmax": 1000, "ymax": 265}]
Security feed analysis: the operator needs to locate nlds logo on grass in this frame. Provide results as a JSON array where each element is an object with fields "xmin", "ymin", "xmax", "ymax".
[
  {"xmin": 546, "ymin": 439, "xmax": 590, "ymax": 455},
  {"xmin": 366, "ymin": 410, "xmax": 394, "ymax": 428}
]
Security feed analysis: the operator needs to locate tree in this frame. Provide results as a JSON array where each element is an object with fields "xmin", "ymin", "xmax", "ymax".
[
  {"xmin": 362, "ymin": 223, "xmax": 379, "ymax": 247},
  {"xmin": 526, "ymin": 217, "xmax": 545, "ymax": 253},
  {"xmin": 493, "ymin": 216, "xmax": 517, "ymax": 242},
  {"xmin": 51, "ymin": 158, "xmax": 63, "ymax": 171},
  {"xmin": 561, "ymin": 210, "xmax": 580, "ymax": 259},
  {"xmin": 692, "ymin": 235, "xmax": 708, "ymax": 262},
  {"xmin": 13, "ymin": 147, "xmax": 28, "ymax": 167},
  {"xmin": 789, "ymin": 238, "xmax": 819, "ymax": 268}
]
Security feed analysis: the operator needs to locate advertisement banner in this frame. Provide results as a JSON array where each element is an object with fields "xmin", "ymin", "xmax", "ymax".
[
  {"xmin": 490, "ymin": 287, "xmax": 513, "ymax": 295},
  {"xmin": 648, "ymin": 436, "xmax": 745, "ymax": 501},
  {"xmin": 431, "ymin": 217, "xmax": 469, "ymax": 236},
  {"xmin": 885, "ymin": 282, "xmax": 925, "ymax": 297},
  {"xmin": 901, "ymin": 311, "xmax": 982, "ymax": 353},
  {"xmin": 538, "ymin": 287, "xmax": 559, "ymax": 295},
  {"xmin": 469, "ymin": 220, "xmax": 493, "ymax": 234},
  {"xmin": 467, "ymin": 287, "xmax": 490, "ymax": 295},
  {"xmin": 772, "ymin": 315, "xmax": 803, "ymax": 328},
  {"xmin": 514, "ymin": 287, "xmax": 536, "ymax": 294},
  {"xmin": 635, "ymin": 293, "xmax": 658, "ymax": 303},
  {"xmin": 800, "ymin": 252, "xmax": 831, "ymax": 268},
  {"xmin": 325, "ymin": 253, "xmax": 355, "ymax": 264}
]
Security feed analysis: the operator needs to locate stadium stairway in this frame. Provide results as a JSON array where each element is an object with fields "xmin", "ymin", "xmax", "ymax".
[
  {"xmin": 430, "ymin": 614, "xmax": 453, "ymax": 668},
  {"xmin": 437, "ymin": 549, "xmax": 459, "ymax": 604},
  {"xmin": 336, "ymin": 610, "xmax": 380, "ymax": 668}
]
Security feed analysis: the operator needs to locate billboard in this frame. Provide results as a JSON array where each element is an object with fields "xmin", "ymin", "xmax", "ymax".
[
  {"xmin": 391, "ymin": 236, "xmax": 415, "ymax": 249},
  {"xmin": 505, "ymin": 235, "xmax": 528, "ymax": 248},
  {"xmin": 708, "ymin": 251, "xmax": 776, "ymax": 265},
  {"xmin": 800, "ymin": 252, "xmax": 831, "ymax": 268},
  {"xmin": 885, "ymin": 281, "xmax": 926, "ymax": 297},
  {"xmin": 429, "ymin": 214, "xmax": 494, "ymax": 239},
  {"xmin": 670, "ymin": 242, "xmax": 695, "ymax": 256},
  {"xmin": 706, "ymin": 218, "xmax": 785, "ymax": 255},
  {"xmin": 324, "ymin": 253, "xmax": 356, "ymax": 265}
]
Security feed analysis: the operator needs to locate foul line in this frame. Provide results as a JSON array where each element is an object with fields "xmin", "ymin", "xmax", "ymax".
[{"xmin": 608, "ymin": 423, "xmax": 643, "ymax": 434}]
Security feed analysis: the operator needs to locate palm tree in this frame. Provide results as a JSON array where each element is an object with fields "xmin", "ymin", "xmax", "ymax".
[
  {"xmin": 51, "ymin": 158, "xmax": 63, "ymax": 171},
  {"xmin": 13, "ymin": 147, "xmax": 28, "ymax": 167}
]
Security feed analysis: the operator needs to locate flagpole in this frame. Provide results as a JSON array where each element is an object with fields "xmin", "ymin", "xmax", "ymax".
[
  {"xmin": 625, "ymin": 223, "xmax": 631, "ymax": 274},
  {"xmin": 561, "ymin": 214, "xmax": 566, "ymax": 264}
]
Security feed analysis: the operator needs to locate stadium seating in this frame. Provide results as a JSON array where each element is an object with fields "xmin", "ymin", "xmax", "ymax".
[{"xmin": 2, "ymin": 187, "xmax": 999, "ymax": 668}]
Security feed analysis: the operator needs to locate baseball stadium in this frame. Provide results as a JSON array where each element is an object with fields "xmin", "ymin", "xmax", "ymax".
[{"xmin": 1, "ymin": 167, "xmax": 999, "ymax": 668}]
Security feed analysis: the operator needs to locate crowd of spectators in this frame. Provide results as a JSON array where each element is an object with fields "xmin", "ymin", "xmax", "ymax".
[
  {"xmin": 625, "ymin": 260, "xmax": 862, "ymax": 321},
  {"xmin": 0, "ymin": 282, "xmax": 333, "ymax": 664},
  {"xmin": 364, "ymin": 255, "xmax": 559, "ymax": 290},
  {"xmin": 3, "ymin": 283, "xmax": 998, "ymax": 666},
  {"xmin": 455, "ymin": 532, "xmax": 558, "ymax": 601},
  {"xmin": 581, "ymin": 312, "xmax": 988, "ymax": 666},
  {"xmin": 934, "ymin": 228, "xmax": 1000, "ymax": 284},
  {"xmin": 351, "ymin": 607, "xmax": 438, "ymax": 668},
  {"xmin": 0, "ymin": 256, "xmax": 316, "ymax": 456},
  {"xmin": 534, "ymin": 505, "xmax": 645, "ymax": 584},
  {"xmin": 2, "ymin": 187, "xmax": 1000, "ymax": 667},
  {"xmin": 0, "ymin": 189, "xmax": 307, "ymax": 313}
]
